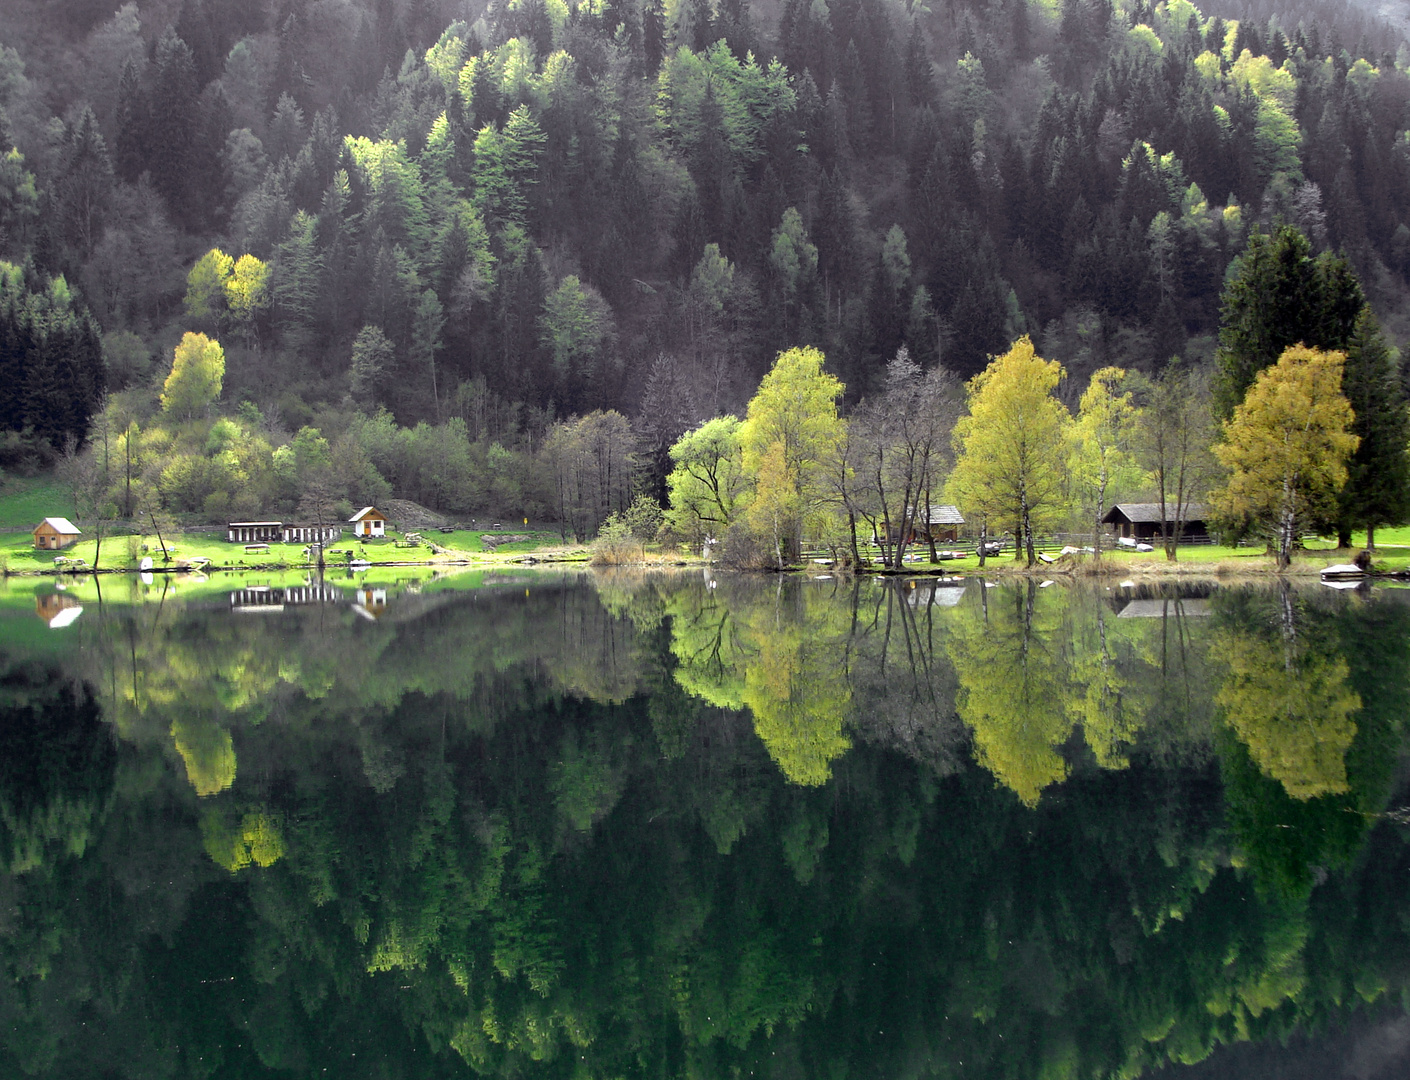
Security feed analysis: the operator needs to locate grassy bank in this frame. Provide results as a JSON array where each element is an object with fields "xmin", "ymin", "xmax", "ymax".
[{"xmin": 0, "ymin": 524, "xmax": 591, "ymax": 574}]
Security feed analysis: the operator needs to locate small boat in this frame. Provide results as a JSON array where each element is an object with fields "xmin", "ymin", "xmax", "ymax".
[{"xmin": 1320, "ymin": 563, "xmax": 1365, "ymax": 581}]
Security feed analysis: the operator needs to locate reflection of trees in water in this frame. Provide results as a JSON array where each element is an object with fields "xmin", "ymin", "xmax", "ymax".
[
  {"xmin": 3, "ymin": 579, "xmax": 1410, "ymax": 1078},
  {"xmin": 947, "ymin": 581, "xmax": 1073, "ymax": 805},
  {"xmin": 1214, "ymin": 585, "xmax": 1359, "ymax": 801},
  {"xmin": 665, "ymin": 576, "xmax": 852, "ymax": 785}
]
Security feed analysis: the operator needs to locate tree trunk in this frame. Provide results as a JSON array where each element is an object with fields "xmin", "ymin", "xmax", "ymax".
[
  {"xmin": 1367, "ymin": 524, "xmax": 1376, "ymax": 552},
  {"xmin": 1022, "ymin": 494, "xmax": 1035, "ymax": 567}
]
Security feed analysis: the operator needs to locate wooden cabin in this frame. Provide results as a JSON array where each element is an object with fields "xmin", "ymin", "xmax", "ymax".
[
  {"xmin": 32, "ymin": 517, "xmax": 81, "ymax": 550},
  {"xmin": 227, "ymin": 521, "xmax": 283, "ymax": 543},
  {"xmin": 281, "ymin": 522, "xmax": 343, "ymax": 545},
  {"xmin": 885, "ymin": 505, "xmax": 965, "ymax": 546},
  {"xmin": 349, "ymin": 506, "xmax": 388, "ymax": 538},
  {"xmin": 1100, "ymin": 503, "xmax": 1209, "ymax": 543}
]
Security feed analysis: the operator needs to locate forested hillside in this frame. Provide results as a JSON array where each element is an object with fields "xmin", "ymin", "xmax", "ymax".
[{"xmin": 0, "ymin": 0, "xmax": 1407, "ymax": 523}]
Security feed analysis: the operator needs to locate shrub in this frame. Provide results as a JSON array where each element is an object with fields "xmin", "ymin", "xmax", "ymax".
[{"xmin": 591, "ymin": 513, "xmax": 644, "ymax": 565}]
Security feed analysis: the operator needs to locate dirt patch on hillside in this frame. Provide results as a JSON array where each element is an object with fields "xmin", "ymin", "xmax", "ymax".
[
  {"xmin": 382, "ymin": 499, "xmax": 450, "ymax": 530},
  {"xmin": 481, "ymin": 534, "xmax": 530, "ymax": 550}
]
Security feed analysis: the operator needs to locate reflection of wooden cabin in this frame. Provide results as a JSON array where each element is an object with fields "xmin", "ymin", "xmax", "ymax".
[
  {"xmin": 227, "ymin": 521, "xmax": 283, "ymax": 543},
  {"xmin": 280, "ymin": 522, "xmax": 343, "ymax": 544},
  {"xmin": 349, "ymin": 507, "xmax": 387, "ymax": 538},
  {"xmin": 1115, "ymin": 598, "xmax": 1211, "ymax": 618},
  {"xmin": 33, "ymin": 517, "xmax": 81, "ymax": 550},
  {"xmin": 905, "ymin": 581, "xmax": 968, "ymax": 607},
  {"xmin": 1101, "ymin": 503, "xmax": 1209, "ymax": 542},
  {"xmin": 35, "ymin": 592, "xmax": 82, "ymax": 628},
  {"xmin": 884, "ymin": 505, "xmax": 965, "ymax": 545},
  {"xmin": 352, "ymin": 587, "xmax": 388, "ymax": 620}
]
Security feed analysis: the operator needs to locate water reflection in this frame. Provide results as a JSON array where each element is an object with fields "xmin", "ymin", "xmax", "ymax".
[{"xmin": 0, "ymin": 573, "xmax": 1407, "ymax": 1078}]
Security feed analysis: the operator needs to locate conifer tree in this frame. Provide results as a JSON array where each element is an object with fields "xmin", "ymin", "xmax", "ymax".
[
  {"xmin": 1214, "ymin": 224, "xmax": 1364, "ymax": 417},
  {"xmin": 1336, "ymin": 307, "xmax": 1410, "ymax": 549}
]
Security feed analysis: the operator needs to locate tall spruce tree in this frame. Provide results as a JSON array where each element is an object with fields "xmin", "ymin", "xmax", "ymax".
[
  {"xmin": 1336, "ymin": 307, "xmax": 1410, "ymax": 549},
  {"xmin": 1214, "ymin": 224, "xmax": 1364, "ymax": 417}
]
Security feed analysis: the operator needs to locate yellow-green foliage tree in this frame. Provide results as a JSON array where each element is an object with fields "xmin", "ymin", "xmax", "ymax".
[
  {"xmin": 948, "ymin": 337, "xmax": 1070, "ymax": 565},
  {"xmin": 160, "ymin": 331, "xmax": 225, "ymax": 418},
  {"xmin": 1070, "ymin": 367, "xmax": 1144, "ymax": 557},
  {"xmin": 1211, "ymin": 346, "xmax": 1359, "ymax": 568},
  {"xmin": 225, "ymin": 252, "xmax": 270, "ymax": 348},
  {"xmin": 183, "ymin": 247, "xmax": 233, "ymax": 323},
  {"xmin": 738, "ymin": 346, "xmax": 845, "ymax": 566}
]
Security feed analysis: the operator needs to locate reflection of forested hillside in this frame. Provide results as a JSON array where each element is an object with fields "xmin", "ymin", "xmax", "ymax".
[{"xmin": 2, "ymin": 576, "xmax": 1410, "ymax": 1077}]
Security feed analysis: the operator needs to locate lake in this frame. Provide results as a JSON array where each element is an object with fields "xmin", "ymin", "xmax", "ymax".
[{"xmin": 2, "ymin": 568, "xmax": 1409, "ymax": 1078}]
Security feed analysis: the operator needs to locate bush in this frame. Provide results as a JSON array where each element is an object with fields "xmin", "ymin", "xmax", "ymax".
[
  {"xmin": 622, "ymin": 494, "xmax": 664, "ymax": 540},
  {"xmin": 591, "ymin": 514, "xmax": 644, "ymax": 564},
  {"xmin": 718, "ymin": 520, "xmax": 773, "ymax": 569}
]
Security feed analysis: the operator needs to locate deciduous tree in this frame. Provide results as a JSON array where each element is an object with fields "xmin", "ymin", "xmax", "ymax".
[
  {"xmin": 948, "ymin": 337, "xmax": 1070, "ymax": 566},
  {"xmin": 1070, "ymin": 367, "xmax": 1144, "ymax": 557},
  {"xmin": 737, "ymin": 346, "xmax": 845, "ymax": 565},
  {"xmin": 665, "ymin": 415, "xmax": 748, "ymax": 546},
  {"xmin": 161, "ymin": 332, "xmax": 225, "ymax": 419},
  {"xmin": 1134, "ymin": 361, "xmax": 1218, "ymax": 560},
  {"xmin": 1212, "ymin": 346, "xmax": 1359, "ymax": 568}
]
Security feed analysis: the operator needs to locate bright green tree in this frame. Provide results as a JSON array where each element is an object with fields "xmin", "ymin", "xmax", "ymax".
[
  {"xmin": 184, "ymin": 247, "xmax": 234, "ymax": 324},
  {"xmin": 948, "ymin": 337, "xmax": 1070, "ymax": 565},
  {"xmin": 224, "ymin": 253, "xmax": 270, "ymax": 348},
  {"xmin": 1070, "ymin": 367, "xmax": 1144, "ymax": 557},
  {"xmin": 665, "ymin": 415, "xmax": 748, "ymax": 545},
  {"xmin": 1211, "ymin": 346, "xmax": 1359, "ymax": 568},
  {"xmin": 737, "ymin": 346, "xmax": 845, "ymax": 565},
  {"xmin": 161, "ymin": 332, "xmax": 225, "ymax": 418}
]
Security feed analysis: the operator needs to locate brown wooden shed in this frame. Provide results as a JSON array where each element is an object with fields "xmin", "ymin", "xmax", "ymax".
[{"xmin": 32, "ymin": 517, "xmax": 81, "ymax": 550}]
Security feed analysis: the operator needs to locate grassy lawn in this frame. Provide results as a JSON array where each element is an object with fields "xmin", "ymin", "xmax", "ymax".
[
  {"xmin": 0, "ymin": 523, "xmax": 589, "ymax": 573},
  {"xmin": 836, "ymin": 532, "xmax": 1410, "ymax": 576},
  {"xmin": 0, "ymin": 475, "xmax": 73, "ymax": 529}
]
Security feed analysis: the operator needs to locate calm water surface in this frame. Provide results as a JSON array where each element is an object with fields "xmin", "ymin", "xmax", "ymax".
[{"xmin": 2, "ymin": 569, "xmax": 1410, "ymax": 1079}]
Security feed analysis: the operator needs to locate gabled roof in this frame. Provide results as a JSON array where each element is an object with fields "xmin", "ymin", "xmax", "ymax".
[
  {"xmin": 349, "ymin": 506, "xmax": 386, "ymax": 522},
  {"xmin": 1101, "ymin": 503, "xmax": 1207, "ymax": 524},
  {"xmin": 35, "ymin": 517, "xmax": 81, "ymax": 535},
  {"xmin": 926, "ymin": 504, "xmax": 965, "ymax": 526}
]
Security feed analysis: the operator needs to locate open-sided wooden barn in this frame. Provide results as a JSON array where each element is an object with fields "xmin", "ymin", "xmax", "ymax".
[{"xmin": 227, "ymin": 521, "xmax": 283, "ymax": 544}]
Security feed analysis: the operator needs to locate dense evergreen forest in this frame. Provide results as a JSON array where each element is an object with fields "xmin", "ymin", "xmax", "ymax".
[{"xmin": 1, "ymin": 0, "xmax": 1408, "ymax": 524}]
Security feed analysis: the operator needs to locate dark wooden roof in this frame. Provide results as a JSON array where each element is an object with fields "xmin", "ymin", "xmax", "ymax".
[
  {"xmin": 925, "ymin": 505, "xmax": 965, "ymax": 525},
  {"xmin": 1101, "ymin": 503, "xmax": 1207, "ymax": 525}
]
